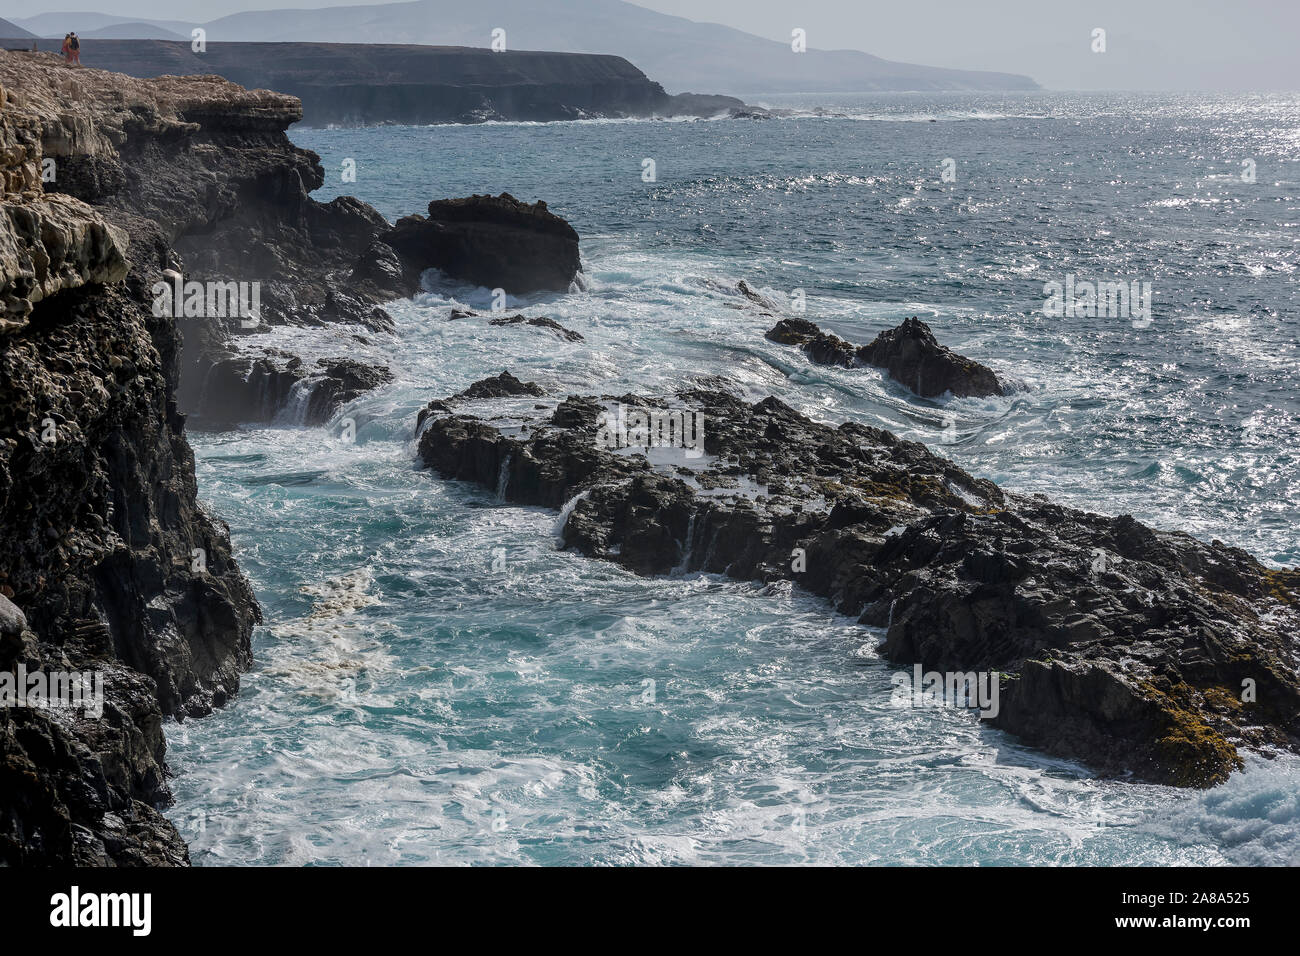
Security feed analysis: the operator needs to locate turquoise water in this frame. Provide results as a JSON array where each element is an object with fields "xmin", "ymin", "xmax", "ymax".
[{"xmin": 167, "ymin": 92, "xmax": 1300, "ymax": 865}]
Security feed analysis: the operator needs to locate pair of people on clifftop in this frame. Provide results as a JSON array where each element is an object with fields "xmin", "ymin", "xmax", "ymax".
[{"xmin": 60, "ymin": 33, "xmax": 80, "ymax": 66}]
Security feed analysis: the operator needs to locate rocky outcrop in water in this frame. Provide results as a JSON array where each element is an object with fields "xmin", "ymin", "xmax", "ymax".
[
  {"xmin": 415, "ymin": 388, "xmax": 1300, "ymax": 788},
  {"xmin": 768, "ymin": 316, "xmax": 1005, "ymax": 398},
  {"xmin": 445, "ymin": 308, "xmax": 584, "ymax": 341},
  {"xmin": 454, "ymin": 371, "xmax": 547, "ymax": 401},
  {"xmin": 188, "ymin": 353, "xmax": 395, "ymax": 429},
  {"xmin": 384, "ymin": 194, "xmax": 581, "ymax": 294},
  {"xmin": 488, "ymin": 314, "xmax": 584, "ymax": 341}
]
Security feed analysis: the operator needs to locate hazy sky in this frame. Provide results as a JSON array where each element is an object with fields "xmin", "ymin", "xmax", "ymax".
[{"xmin": 7, "ymin": 0, "xmax": 1299, "ymax": 90}]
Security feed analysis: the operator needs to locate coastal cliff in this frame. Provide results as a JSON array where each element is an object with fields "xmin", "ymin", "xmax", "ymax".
[
  {"xmin": 0, "ymin": 49, "xmax": 590, "ymax": 862},
  {"xmin": 0, "ymin": 53, "xmax": 266, "ymax": 863},
  {"xmin": 3, "ymin": 41, "xmax": 1296, "ymax": 873},
  {"xmin": 14, "ymin": 40, "xmax": 753, "ymax": 127}
]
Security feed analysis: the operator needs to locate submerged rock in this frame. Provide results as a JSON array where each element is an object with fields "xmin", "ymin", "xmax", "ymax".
[
  {"xmin": 768, "ymin": 316, "xmax": 1005, "ymax": 398},
  {"xmin": 414, "ymin": 388, "xmax": 1300, "ymax": 788},
  {"xmin": 488, "ymin": 314, "xmax": 584, "ymax": 342}
]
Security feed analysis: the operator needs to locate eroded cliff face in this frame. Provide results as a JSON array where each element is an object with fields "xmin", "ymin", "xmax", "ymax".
[
  {"xmin": 0, "ymin": 51, "xmax": 262, "ymax": 865},
  {"xmin": 1, "ymin": 51, "xmax": 586, "ymax": 433},
  {"xmin": 0, "ymin": 73, "xmax": 128, "ymax": 330},
  {"xmin": 0, "ymin": 50, "xmax": 588, "ymax": 864},
  {"xmin": 8, "ymin": 54, "xmax": 401, "ymax": 428}
]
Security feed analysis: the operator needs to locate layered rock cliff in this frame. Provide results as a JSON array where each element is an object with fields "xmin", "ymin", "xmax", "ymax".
[
  {"xmin": 1, "ymin": 52, "xmax": 265, "ymax": 864},
  {"xmin": 23, "ymin": 39, "xmax": 753, "ymax": 127}
]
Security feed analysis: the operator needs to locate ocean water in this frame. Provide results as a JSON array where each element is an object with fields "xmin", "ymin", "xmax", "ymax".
[{"xmin": 166, "ymin": 92, "xmax": 1300, "ymax": 866}]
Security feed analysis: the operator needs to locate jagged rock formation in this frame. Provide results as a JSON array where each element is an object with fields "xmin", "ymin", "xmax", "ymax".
[
  {"xmin": 768, "ymin": 316, "xmax": 1005, "ymax": 398},
  {"xmin": 26, "ymin": 39, "xmax": 761, "ymax": 127},
  {"xmin": 415, "ymin": 388, "xmax": 1300, "ymax": 788},
  {"xmin": 0, "ymin": 53, "xmax": 265, "ymax": 864},
  {"xmin": 454, "ymin": 370, "xmax": 546, "ymax": 400},
  {"xmin": 414, "ymin": 371, "xmax": 545, "ymax": 435}
]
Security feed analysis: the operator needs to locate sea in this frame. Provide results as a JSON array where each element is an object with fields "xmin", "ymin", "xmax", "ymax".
[{"xmin": 165, "ymin": 91, "xmax": 1300, "ymax": 865}]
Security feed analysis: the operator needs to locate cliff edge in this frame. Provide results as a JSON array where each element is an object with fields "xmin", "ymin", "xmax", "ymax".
[
  {"xmin": 16, "ymin": 39, "xmax": 757, "ymax": 127},
  {"xmin": 0, "ymin": 51, "xmax": 275, "ymax": 864}
]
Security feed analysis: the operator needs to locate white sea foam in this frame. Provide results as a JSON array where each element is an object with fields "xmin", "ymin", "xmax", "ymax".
[{"xmin": 166, "ymin": 96, "xmax": 1300, "ymax": 864}]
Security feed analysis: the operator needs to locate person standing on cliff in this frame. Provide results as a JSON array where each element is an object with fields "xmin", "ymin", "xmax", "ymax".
[
  {"xmin": 60, "ymin": 34, "xmax": 72, "ymax": 63},
  {"xmin": 68, "ymin": 32, "xmax": 81, "ymax": 65}
]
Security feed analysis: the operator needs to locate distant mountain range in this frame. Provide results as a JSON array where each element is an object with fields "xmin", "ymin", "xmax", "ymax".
[
  {"xmin": 0, "ymin": 17, "xmax": 35, "ymax": 39},
  {"xmin": 10, "ymin": 1, "xmax": 1039, "ymax": 94}
]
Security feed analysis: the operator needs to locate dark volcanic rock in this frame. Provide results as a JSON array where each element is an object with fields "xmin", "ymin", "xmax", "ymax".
[
  {"xmin": 414, "ymin": 389, "xmax": 1300, "ymax": 788},
  {"xmin": 488, "ymin": 314, "xmax": 584, "ymax": 342},
  {"xmin": 185, "ymin": 352, "xmax": 393, "ymax": 429},
  {"xmin": 415, "ymin": 371, "xmax": 546, "ymax": 435},
  {"xmin": 0, "ymin": 279, "xmax": 260, "ymax": 862},
  {"xmin": 1, "ymin": 50, "xmax": 265, "ymax": 864},
  {"xmin": 768, "ymin": 316, "xmax": 1005, "ymax": 398},
  {"xmin": 383, "ymin": 193, "xmax": 581, "ymax": 294},
  {"xmin": 306, "ymin": 358, "xmax": 395, "ymax": 423},
  {"xmin": 859, "ymin": 318, "xmax": 1004, "ymax": 398},
  {"xmin": 185, "ymin": 352, "xmax": 302, "ymax": 429},
  {"xmin": 455, "ymin": 371, "xmax": 546, "ymax": 401},
  {"xmin": 766, "ymin": 317, "xmax": 859, "ymax": 367}
]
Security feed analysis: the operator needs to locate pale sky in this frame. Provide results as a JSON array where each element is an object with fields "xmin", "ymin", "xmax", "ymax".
[{"xmin": 7, "ymin": 0, "xmax": 1299, "ymax": 90}]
